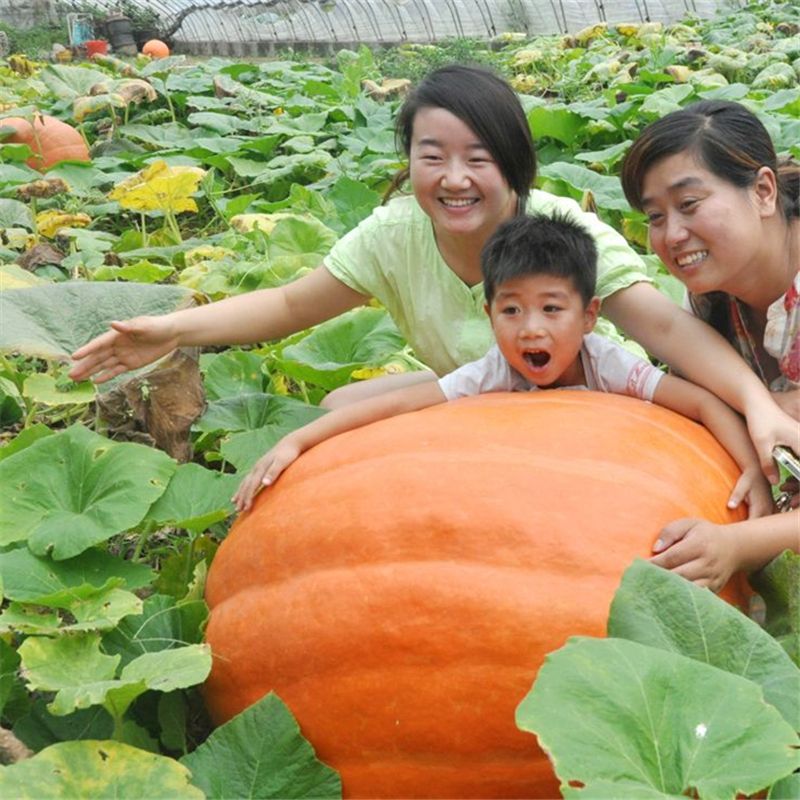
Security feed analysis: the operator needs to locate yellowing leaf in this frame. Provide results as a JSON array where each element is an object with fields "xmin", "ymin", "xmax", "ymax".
[
  {"xmin": 36, "ymin": 210, "xmax": 91, "ymax": 238},
  {"xmin": 109, "ymin": 161, "xmax": 206, "ymax": 214},
  {"xmin": 73, "ymin": 93, "xmax": 127, "ymax": 122},
  {"xmin": 184, "ymin": 245, "xmax": 233, "ymax": 266},
  {"xmin": 230, "ymin": 212, "xmax": 296, "ymax": 234},
  {"xmin": 350, "ymin": 363, "xmax": 408, "ymax": 380},
  {"xmin": 0, "ymin": 264, "xmax": 45, "ymax": 291}
]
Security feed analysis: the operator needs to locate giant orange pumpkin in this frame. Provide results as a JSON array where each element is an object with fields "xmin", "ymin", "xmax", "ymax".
[
  {"xmin": 204, "ymin": 392, "xmax": 750, "ymax": 798},
  {"xmin": 0, "ymin": 115, "xmax": 90, "ymax": 171}
]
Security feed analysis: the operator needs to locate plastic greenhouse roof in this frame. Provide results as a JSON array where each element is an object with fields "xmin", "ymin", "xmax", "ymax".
[{"xmin": 59, "ymin": 0, "xmax": 750, "ymax": 47}]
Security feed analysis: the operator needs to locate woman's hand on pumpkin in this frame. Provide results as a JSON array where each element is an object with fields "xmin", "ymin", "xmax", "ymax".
[
  {"xmin": 650, "ymin": 518, "xmax": 741, "ymax": 593},
  {"xmin": 232, "ymin": 439, "xmax": 302, "ymax": 512},
  {"xmin": 745, "ymin": 399, "xmax": 800, "ymax": 485},
  {"xmin": 727, "ymin": 468, "xmax": 775, "ymax": 519},
  {"xmin": 69, "ymin": 316, "xmax": 179, "ymax": 383}
]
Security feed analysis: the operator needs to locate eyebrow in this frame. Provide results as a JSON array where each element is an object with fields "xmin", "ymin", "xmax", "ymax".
[
  {"xmin": 415, "ymin": 137, "xmax": 489, "ymax": 150},
  {"xmin": 495, "ymin": 288, "xmax": 570, "ymax": 300},
  {"xmin": 641, "ymin": 175, "xmax": 704, "ymax": 206}
]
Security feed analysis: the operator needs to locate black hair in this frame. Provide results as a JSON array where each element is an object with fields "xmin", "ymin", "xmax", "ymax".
[
  {"xmin": 481, "ymin": 212, "xmax": 597, "ymax": 306},
  {"xmin": 384, "ymin": 64, "xmax": 536, "ymax": 206},
  {"xmin": 621, "ymin": 100, "xmax": 800, "ymax": 220}
]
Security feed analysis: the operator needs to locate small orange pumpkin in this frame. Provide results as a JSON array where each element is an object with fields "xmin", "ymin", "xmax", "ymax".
[
  {"xmin": 142, "ymin": 39, "xmax": 169, "ymax": 58},
  {"xmin": 0, "ymin": 115, "xmax": 90, "ymax": 171},
  {"xmin": 204, "ymin": 392, "xmax": 751, "ymax": 798}
]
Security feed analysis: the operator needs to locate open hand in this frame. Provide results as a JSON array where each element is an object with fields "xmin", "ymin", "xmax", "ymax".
[
  {"xmin": 232, "ymin": 438, "xmax": 302, "ymax": 512},
  {"xmin": 69, "ymin": 316, "xmax": 179, "ymax": 384}
]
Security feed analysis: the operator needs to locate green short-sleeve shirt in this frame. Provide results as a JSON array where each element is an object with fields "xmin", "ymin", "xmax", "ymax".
[{"xmin": 324, "ymin": 191, "xmax": 650, "ymax": 375}]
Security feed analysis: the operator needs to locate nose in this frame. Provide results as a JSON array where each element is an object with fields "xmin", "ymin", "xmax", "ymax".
[
  {"xmin": 664, "ymin": 213, "xmax": 689, "ymax": 248},
  {"xmin": 440, "ymin": 159, "xmax": 471, "ymax": 190},
  {"xmin": 519, "ymin": 312, "xmax": 547, "ymax": 339}
]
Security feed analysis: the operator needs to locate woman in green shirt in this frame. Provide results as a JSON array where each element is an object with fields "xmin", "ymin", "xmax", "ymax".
[{"xmin": 69, "ymin": 65, "xmax": 797, "ymax": 480}]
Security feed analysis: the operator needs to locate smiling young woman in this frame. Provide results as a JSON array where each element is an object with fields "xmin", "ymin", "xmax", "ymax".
[
  {"xmin": 69, "ymin": 68, "xmax": 798, "ymax": 475},
  {"xmin": 621, "ymin": 99, "xmax": 800, "ymax": 590}
]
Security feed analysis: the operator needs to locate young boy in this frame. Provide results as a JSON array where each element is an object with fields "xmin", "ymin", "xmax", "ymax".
[{"xmin": 233, "ymin": 214, "xmax": 772, "ymax": 538}]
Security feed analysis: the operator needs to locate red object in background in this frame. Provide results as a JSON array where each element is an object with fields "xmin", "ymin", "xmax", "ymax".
[{"xmin": 84, "ymin": 39, "xmax": 108, "ymax": 58}]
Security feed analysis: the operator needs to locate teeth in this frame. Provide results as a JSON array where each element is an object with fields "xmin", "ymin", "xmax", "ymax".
[
  {"xmin": 676, "ymin": 251, "xmax": 708, "ymax": 267},
  {"xmin": 440, "ymin": 198, "xmax": 478, "ymax": 207}
]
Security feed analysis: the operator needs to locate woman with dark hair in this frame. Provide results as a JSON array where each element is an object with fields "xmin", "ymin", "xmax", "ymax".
[
  {"xmin": 70, "ymin": 67, "xmax": 796, "ymax": 476},
  {"xmin": 621, "ymin": 99, "xmax": 800, "ymax": 591}
]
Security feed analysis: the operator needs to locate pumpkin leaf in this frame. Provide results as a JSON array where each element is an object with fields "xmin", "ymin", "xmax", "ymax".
[
  {"xmin": 0, "ymin": 264, "xmax": 44, "ymax": 291},
  {"xmin": 180, "ymin": 692, "xmax": 341, "ymax": 799},
  {"xmin": 143, "ymin": 463, "xmax": 239, "ymax": 534},
  {"xmin": 22, "ymin": 373, "xmax": 96, "ymax": 406},
  {"xmin": 274, "ymin": 307, "xmax": 408, "ymax": 391},
  {"xmin": 0, "ymin": 423, "xmax": 54, "ymax": 463},
  {"xmin": 0, "ymin": 547, "xmax": 152, "ymax": 606},
  {"xmin": 0, "ymin": 198, "xmax": 34, "ymax": 230},
  {"xmin": 0, "ymin": 639, "xmax": 22, "ymax": 718},
  {"xmin": 770, "ymin": 773, "xmax": 800, "ymax": 798},
  {"xmin": 608, "ymin": 560, "xmax": 800, "ymax": 728},
  {"xmin": 0, "ymin": 280, "xmax": 193, "ymax": 360},
  {"xmin": 516, "ymin": 637, "xmax": 800, "ymax": 798},
  {"xmin": 195, "ymin": 392, "xmax": 325, "ymax": 435},
  {"xmin": 18, "ymin": 634, "xmax": 210, "ymax": 717},
  {"xmin": 0, "ymin": 423, "xmax": 176, "ymax": 559},
  {"xmin": 108, "ymin": 160, "xmax": 206, "ymax": 214},
  {"xmin": 12, "ymin": 701, "xmax": 113, "ymax": 751},
  {"xmin": 0, "ymin": 739, "xmax": 203, "ymax": 799},
  {"xmin": 219, "ymin": 426, "xmax": 290, "ymax": 473},
  {"xmin": 102, "ymin": 594, "xmax": 208, "ymax": 669},
  {"xmin": 538, "ymin": 162, "xmax": 631, "ymax": 211},
  {"xmin": 201, "ymin": 350, "xmax": 269, "ymax": 400},
  {"xmin": 0, "ymin": 586, "xmax": 142, "ymax": 635},
  {"xmin": 38, "ymin": 64, "xmax": 110, "ymax": 100},
  {"xmin": 750, "ymin": 550, "xmax": 800, "ymax": 666}
]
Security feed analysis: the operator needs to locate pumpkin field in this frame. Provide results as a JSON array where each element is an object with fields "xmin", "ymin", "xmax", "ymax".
[{"xmin": 0, "ymin": 1, "xmax": 799, "ymax": 797}]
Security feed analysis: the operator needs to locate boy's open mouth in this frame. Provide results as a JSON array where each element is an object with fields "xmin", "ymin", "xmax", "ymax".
[{"xmin": 523, "ymin": 351, "xmax": 550, "ymax": 368}]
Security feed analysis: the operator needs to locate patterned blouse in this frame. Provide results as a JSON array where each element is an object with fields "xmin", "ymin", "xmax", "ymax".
[{"xmin": 688, "ymin": 271, "xmax": 800, "ymax": 391}]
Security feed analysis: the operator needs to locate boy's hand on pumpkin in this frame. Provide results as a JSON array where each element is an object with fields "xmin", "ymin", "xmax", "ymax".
[
  {"xmin": 232, "ymin": 439, "xmax": 302, "ymax": 512},
  {"xmin": 727, "ymin": 468, "xmax": 775, "ymax": 519},
  {"xmin": 69, "ymin": 316, "xmax": 179, "ymax": 383},
  {"xmin": 650, "ymin": 518, "xmax": 740, "ymax": 594}
]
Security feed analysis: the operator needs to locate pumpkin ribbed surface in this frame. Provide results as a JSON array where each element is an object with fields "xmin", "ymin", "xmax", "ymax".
[
  {"xmin": 0, "ymin": 115, "xmax": 90, "ymax": 170},
  {"xmin": 204, "ymin": 392, "xmax": 750, "ymax": 799}
]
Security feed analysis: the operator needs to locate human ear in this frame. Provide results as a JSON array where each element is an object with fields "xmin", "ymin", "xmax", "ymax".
[
  {"xmin": 583, "ymin": 297, "xmax": 600, "ymax": 333},
  {"xmin": 753, "ymin": 166, "xmax": 778, "ymax": 217}
]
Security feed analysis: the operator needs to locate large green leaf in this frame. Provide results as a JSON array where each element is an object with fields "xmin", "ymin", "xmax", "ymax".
[
  {"xmin": 144, "ymin": 463, "xmax": 239, "ymax": 533},
  {"xmin": 0, "ymin": 423, "xmax": 176, "ymax": 559},
  {"xmin": 102, "ymin": 594, "xmax": 207, "ymax": 669},
  {"xmin": 0, "ymin": 198, "xmax": 34, "ymax": 230},
  {"xmin": 527, "ymin": 102, "xmax": 586, "ymax": 146},
  {"xmin": 181, "ymin": 692, "xmax": 341, "ymax": 799},
  {"xmin": 220, "ymin": 426, "xmax": 285, "ymax": 473},
  {"xmin": 19, "ymin": 634, "xmax": 211, "ymax": 717},
  {"xmin": 750, "ymin": 551, "xmax": 800, "ymax": 666},
  {"xmin": 0, "ymin": 547, "xmax": 152, "ymax": 605},
  {"xmin": 539, "ymin": 162, "xmax": 631, "ymax": 211},
  {"xmin": 0, "ymin": 280, "xmax": 193, "ymax": 359},
  {"xmin": 608, "ymin": 560, "xmax": 800, "ymax": 728},
  {"xmin": 202, "ymin": 349, "xmax": 269, "ymax": 400},
  {"xmin": 195, "ymin": 392, "xmax": 325, "ymax": 435},
  {"xmin": 0, "ymin": 740, "xmax": 203, "ymax": 798},
  {"xmin": 275, "ymin": 307, "xmax": 408, "ymax": 391},
  {"xmin": 38, "ymin": 65, "xmax": 110, "ymax": 99},
  {"xmin": 0, "ymin": 586, "xmax": 142, "ymax": 635},
  {"xmin": 516, "ymin": 637, "xmax": 800, "ymax": 799}
]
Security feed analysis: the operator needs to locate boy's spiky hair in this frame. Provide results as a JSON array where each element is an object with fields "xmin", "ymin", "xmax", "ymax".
[{"xmin": 482, "ymin": 212, "xmax": 598, "ymax": 306}]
